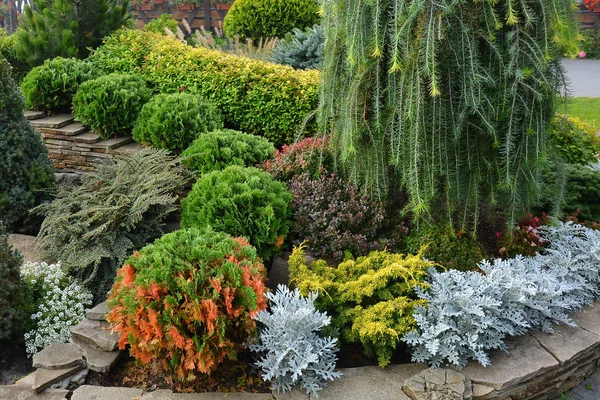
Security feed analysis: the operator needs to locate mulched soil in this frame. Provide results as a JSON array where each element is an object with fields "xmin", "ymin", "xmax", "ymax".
[
  {"xmin": 85, "ymin": 350, "xmax": 271, "ymax": 393},
  {"xmin": 0, "ymin": 340, "xmax": 34, "ymax": 385},
  {"xmin": 336, "ymin": 342, "xmax": 413, "ymax": 368}
]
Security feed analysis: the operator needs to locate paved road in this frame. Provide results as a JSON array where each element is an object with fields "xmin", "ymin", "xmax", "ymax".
[
  {"xmin": 558, "ymin": 369, "xmax": 600, "ymax": 399},
  {"xmin": 562, "ymin": 58, "xmax": 600, "ymax": 98}
]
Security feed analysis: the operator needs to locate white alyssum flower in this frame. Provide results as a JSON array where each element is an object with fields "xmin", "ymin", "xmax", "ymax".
[{"xmin": 21, "ymin": 261, "xmax": 93, "ymax": 356}]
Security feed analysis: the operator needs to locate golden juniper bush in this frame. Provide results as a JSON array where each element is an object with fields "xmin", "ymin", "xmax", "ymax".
[{"xmin": 288, "ymin": 245, "xmax": 433, "ymax": 367}]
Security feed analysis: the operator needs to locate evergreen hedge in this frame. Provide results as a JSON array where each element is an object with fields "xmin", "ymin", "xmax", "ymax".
[{"xmin": 89, "ymin": 29, "xmax": 319, "ymax": 145}]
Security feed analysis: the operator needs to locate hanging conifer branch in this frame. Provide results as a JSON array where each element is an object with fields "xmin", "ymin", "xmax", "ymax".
[{"xmin": 320, "ymin": 0, "xmax": 578, "ymax": 229}]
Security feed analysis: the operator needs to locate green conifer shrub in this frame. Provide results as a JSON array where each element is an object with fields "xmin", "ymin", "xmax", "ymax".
[
  {"xmin": 89, "ymin": 29, "xmax": 319, "ymax": 146},
  {"xmin": 547, "ymin": 115, "xmax": 600, "ymax": 165},
  {"xmin": 289, "ymin": 246, "xmax": 432, "ymax": 367},
  {"xmin": 73, "ymin": 73, "xmax": 152, "ymax": 139},
  {"xmin": 0, "ymin": 224, "xmax": 32, "ymax": 340},
  {"xmin": 34, "ymin": 149, "xmax": 187, "ymax": 302},
  {"xmin": 181, "ymin": 129, "xmax": 274, "ymax": 175},
  {"xmin": 21, "ymin": 57, "xmax": 100, "ymax": 113},
  {"xmin": 320, "ymin": 0, "xmax": 579, "ymax": 229},
  {"xmin": 107, "ymin": 227, "xmax": 267, "ymax": 379},
  {"xmin": 0, "ymin": 56, "xmax": 55, "ymax": 233},
  {"xmin": 223, "ymin": 0, "xmax": 320, "ymax": 42},
  {"xmin": 12, "ymin": 0, "xmax": 131, "ymax": 67},
  {"xmin": 0, "ymin": 29, "xmax": 29, "ymax": 82},
  {"xmin": 270, "ymin": 25, "xmax": 323, "ymax": 70},
  {"xmin": 181, "ymin": 166, "xmax": 292, "ymax": 260},
  {"xmin": 132, "ymin": 93, "xmax": 224, "ymax": 154},
  {"xmin": 405, "ymin": 224, "xmax": 487, "ymax": 272}
]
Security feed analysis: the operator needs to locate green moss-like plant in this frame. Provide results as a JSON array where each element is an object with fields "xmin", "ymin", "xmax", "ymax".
[
  {"xmin": 73, "ymin": 73, "xmax": 152, "ymax": 138},
  {"xmin": 132, "ymin": 92, "xmax": 223, "ymax": 153},
  {"xmin": 405, "ymin": 224, "xmax": 487, "ymax": 272},
  {"xmin": 223, "ymin": 0, "xmax": 320, "ymax": 42},
  {"xmin": 181, "ymin": 166, "xmax": 292, "ymax": 260},
  {"xmin": 0, "ymin": 56, "xmax": 55, "ymax": 233},
  {"xmin": 21, "ymin": 57, "xmax": 100, "ymax": 113},
  {"xmin": 181, "ymin": 129, "xmax": 274, "ymax": 174},
  {"xmin": 289, "ymin": 246, "xmax": 432, "ymax": 367},
  {"xmin": 108, "ymin": 227, "xmax": 267, "ymax": 379}
]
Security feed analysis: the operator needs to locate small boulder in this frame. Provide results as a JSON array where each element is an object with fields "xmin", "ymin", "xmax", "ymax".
[{"xmin": 32, "ymin": 343, "xmax": 84, "ymax": 370}]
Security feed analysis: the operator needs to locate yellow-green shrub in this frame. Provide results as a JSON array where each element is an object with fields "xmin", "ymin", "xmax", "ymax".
[
  {"xmin": 288, "ymin": 246, "xmax": 432, "ymax": 367},
  {"xmin": 89, "ymin": 29, "xmax": 320, "ymax": 145}
]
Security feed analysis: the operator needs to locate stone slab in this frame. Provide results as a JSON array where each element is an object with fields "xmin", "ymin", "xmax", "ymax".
[
  {"xmin": 0, "ymin": 385, "xmax": 68, "ymax": 400},
  {"xmin": 71, "ymin": 385, "xmax": 143, "ymax": 400},
  {"xmin": 32, "ymin": 365, "xmax": 84, "ymax": 393},
  {"xmin": 531, "ymin": 323, "xmax": 600, "ymax": 364},
  {"xmin": 459, "ymin": 334, "xmax": 559, "ymax": 391},
  {"xmin": 90, "ymin": 136, "xmax": 133, "ymax": 150},
  {"xmin": 71, "ymin": 336, "xmax": 121, "ymax": 373},
  {"xmin": 87, "ymin": 301, "xmax": 110, "ymax": 321},
  {"xmin": 32, "ymin": 343, "xmax": 84, "ymax": 370},
  {"xmin": 38, "ymin": 122, "xmax": 88, "ymax": 136},
  {"xmin": 24, "ymin": 110, "xmax": 46, "ymax": 120},
  {"xmin": 14, "ymin": 373, "xmax": 35, "ymax": 387},
  {"xmin": 30, "ymin": 114, "xmax": 74, "ymax": 129},
  {"xmin": 70, "ymin": 319, "xmax": 120, "ymax": 352},
  {"xmin": 69, "ymin": 132, "xmax": 101, "ymax": 144},
  {"xmin": 274, "ymin": 363, "xmax": 426, "ymax": 400},
  {"xmin": 573, "ymin": 304, "xmax": 600, "ymax": 336}
]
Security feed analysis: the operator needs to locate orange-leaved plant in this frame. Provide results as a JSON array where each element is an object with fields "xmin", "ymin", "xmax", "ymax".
[{"xmin": 107, "ymin": 227, "xmax": 267, "ymax": 379}]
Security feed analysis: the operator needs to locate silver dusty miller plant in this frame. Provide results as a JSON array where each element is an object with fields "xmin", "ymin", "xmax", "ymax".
[
  {"xmin": 250, "ymin": 285, "xmax": 341, "ymax": 398},
  {"xmin": 404, "ymin": 221, "xmax": 600, "ymax": 368}
]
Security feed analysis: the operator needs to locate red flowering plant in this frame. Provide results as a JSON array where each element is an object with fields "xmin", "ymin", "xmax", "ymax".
[
  {"xmin": 260, "ymin": 136, "xmax": 335, "ymax": 182},
  {"xmin": 498, "ymin": 213, "xmax": 549, "ymax": 258},
  {"xmin": 107, "ymin": 228, "xmax": 267, "ymax": 379},
  {"xmin": 584, "ymin": 0, "xmax": 600, "ymax": 11}
]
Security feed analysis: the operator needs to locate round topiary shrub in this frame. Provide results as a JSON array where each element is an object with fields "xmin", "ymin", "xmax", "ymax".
[
  {"xmin": 21, "ymin": 57, "xmax": 100, "ymax": 113},
  {"xmin": 107, "ymin": 227, "xmax": 267, "ymax": 379},
  {"xmin": 73, "ymin": 73, "xmax": 152, "ymax": 139},
  {"xmin": 181, "ymin": 166, "xmax": 293, "ymax": 260},
  {"xmin": 223, "ymin": 0, "xmax": 320, "ymax": 42},
  {"xmin": 132, "ymin": 92, "xmax": 224, "ymax": 153},
  {"xmin": 181, "ymin": 129, "xmax": 274, "ymax": 174}
]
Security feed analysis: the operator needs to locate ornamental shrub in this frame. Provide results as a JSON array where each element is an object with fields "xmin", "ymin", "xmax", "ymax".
[
  {"xmin": 536, "ymin": 162, "xmax": 600, "ymax": 223},
  {"xmin": 548, "ymin": 115, "xmax": 600, "ymax": 165},
  {"xmin": 260, "ymin": 136, "xmax": 334, "ymax": 182},
  {"xmin": 289, "ymin": 246, "xmax": 432, "ymax": 367},
  {"xmin": 34, "ymin": 150, "xmax": 187, "ymax": 302},
  {"xmin": 404, "ymin": 221, "xmax": 600, "ymax": 368},
  {"xmin": 405, "ymin": 224, "xmax": 487, "ymax": 271},
  {"xmin": 21, "ymin": 261, "xmax": 92, "ymax": 356},
  {"xmin": 107, "ymin": 228, "xmax": 267, "ymax": 379},
  {"xmin": 89, "ymin": 29, "xmax": 320, "ymax": 145},
  {"xmin": 182, "ymin": 166, "xmax": 292, "ymax": 260},
  {"xmin": 144, "ymin": 14, "xmax": 179, "ymax": 35},
  {"xmin": 21, "ymin": 57, "xmax": 100, "ymax": 113},
  {"xmin": 250, "ymin": 285, "xmax": 341, "ymax": 398},
  {"xmin": 270, "ymin": 25, "xmax": 323, "ymax": 70},
  {"xmin": 181, "ymin": 129, "xmax": 274, "ymax": 174},
  {"xmin": 223, "ymin": 0, "xmax": 320, "ymax": 42},
  {"xmin": 132, "ymin": 92, "xmax": 224, "ymax": 153},
  {"xmin": 0, "ymin": 56, "xmax": 55, "ymax": 234},
  {"xmin": 0, "ymin": 29, "xmax": 29, "ymax": 82},
  {"xmin": 288, "ymin": 173, "xmax": 394, "ymax": 261},
  {"xmin": 0, "ymin": 224, "xmax": 32, "ymax": 341},
  {"xmin": 72, "ymin": 73, "xmax": 152, "ymax": 139}
]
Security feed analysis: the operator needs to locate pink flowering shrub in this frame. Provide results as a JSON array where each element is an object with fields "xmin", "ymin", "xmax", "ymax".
[{"xmin": 499, "ymin": 214, "xmax": 549, "ymax": 257}]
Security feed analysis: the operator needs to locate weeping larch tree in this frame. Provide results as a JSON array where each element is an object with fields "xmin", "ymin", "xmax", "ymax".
[{"xmin": 320, "ymin": 0, "xmax": 579, "ymax": 230}]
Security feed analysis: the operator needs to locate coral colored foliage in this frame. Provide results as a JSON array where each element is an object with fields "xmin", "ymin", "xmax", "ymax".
[{"xmin": 107, "ymin": 228, "xmax": 267, "ymax": 379}]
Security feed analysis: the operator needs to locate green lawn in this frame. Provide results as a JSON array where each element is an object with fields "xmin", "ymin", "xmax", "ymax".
[{"xmin": 560, "ymin": 97, "xmax": 600, "ymax": 131}]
